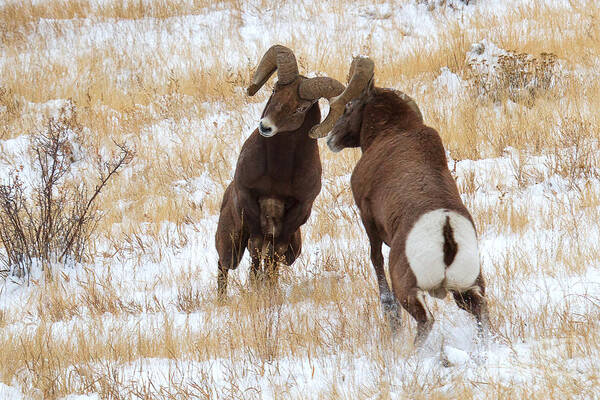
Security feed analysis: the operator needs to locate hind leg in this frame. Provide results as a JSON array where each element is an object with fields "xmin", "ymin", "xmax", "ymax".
[
  {"xmin": 248, "ymin": 235, "xmax": 280, "ymax": 290},
  {"xmin": 257, "ymin": 229, "xmax": 301, "ymax": 284},
  {"xmin": 389, "ymin": 247, "xmax": 434, "ymax": 346},
  {"xmin": 263, "ymin": 236, "xmax": 280, "ymax": 288},
  {"xmin": 248, "ymin": 235, "xmax": 265, "ymax": 287},
  {"xmin": 280, "ymin": 229, "xmax": 302, "ymax": 266},
  {"xmin": 397, "ymin": 287, "xmax": 434, "ymax": 347},
  {"xmin": 216, "ymin": 186, "xmax": 251, "ymax": 299},
  {"xmin": 216, "ymin": 225, "xmax": 248, "ymax": 300},
  {"xmin": 452, "ymin": 275, "xmax": 490, "ymax": 340}
]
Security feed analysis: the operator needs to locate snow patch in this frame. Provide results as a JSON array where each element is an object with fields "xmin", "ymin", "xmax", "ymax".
[{"xmin": 0, "ymin": 383, "xmax": 25, "ymax": 400}]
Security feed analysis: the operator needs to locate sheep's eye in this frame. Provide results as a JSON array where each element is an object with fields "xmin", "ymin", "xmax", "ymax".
[{"xmin": 344, "ymin": 103, "xmax": 351, "ymax": 113}]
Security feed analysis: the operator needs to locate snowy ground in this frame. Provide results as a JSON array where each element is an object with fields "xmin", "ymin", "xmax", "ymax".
[{"xmin": 1, "ymin": 0, "xmax": 599, "ymax": 398}]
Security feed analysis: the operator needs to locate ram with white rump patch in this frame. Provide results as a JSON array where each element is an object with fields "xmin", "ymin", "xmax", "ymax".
[{"xmin": 310, "ymin": 57, "xmax": 490, "ymax": 346}]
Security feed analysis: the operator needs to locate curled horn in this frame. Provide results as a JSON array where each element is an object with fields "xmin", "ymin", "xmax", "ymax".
[
  {"xmin": 309, "ymin": 56, "xmax": 375, "ymax": 139},
  {"xmin": 247, "ymin": 45, "xmax": 299, "ymax": 96},
  {"xmin": 298, "ymin": 77, "xmax": 345, "ymax": 102}
]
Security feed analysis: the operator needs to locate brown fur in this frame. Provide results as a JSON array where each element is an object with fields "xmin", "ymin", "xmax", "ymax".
[
  {"xmin": 443, "ymin": 216, "xmax": 458, "ymax": 267},
  {"xmin": 259, "ymin": 197, "xmax": 285, "ymax": 238},
  {"xmin": 215, "ymin": 77, "xmax": 322, "ymax": 297},
  {"xmin": 327, "ymin": 82, "xmax": 489, "ymax": 345}
]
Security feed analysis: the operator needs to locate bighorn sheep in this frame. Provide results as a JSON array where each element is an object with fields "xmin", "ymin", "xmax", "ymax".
[
  {"xmin": 310, "ymin": 57, "xmax": 490, "ymax": 345},
  {"xmin": 215, "ymin": 45, "xmax": 345, "ymax": 297}
]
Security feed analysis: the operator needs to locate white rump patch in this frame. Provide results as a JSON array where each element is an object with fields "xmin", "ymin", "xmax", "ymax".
[{"xmin": 405, "ymin": 209, "xmax": 479, "ymax": 291}]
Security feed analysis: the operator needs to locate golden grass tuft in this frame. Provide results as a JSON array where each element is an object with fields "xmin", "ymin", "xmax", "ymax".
[{"xmin": 1, "ymin": 0, "xmax": 600, "ymax": 398}]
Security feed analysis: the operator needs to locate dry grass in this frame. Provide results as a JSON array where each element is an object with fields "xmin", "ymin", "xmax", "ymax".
[{"xmin": 1, "ymin": 0, "xmax": 600, "ymax": 398}]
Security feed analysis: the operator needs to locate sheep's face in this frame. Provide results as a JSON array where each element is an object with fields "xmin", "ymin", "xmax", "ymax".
[
  {"xmin": 327, "ymin": 97, "xmax": 366, "ymax": 152},
  {"xmin": 258, "ymin": 80, "xmax": 315, "ymax": 138}
]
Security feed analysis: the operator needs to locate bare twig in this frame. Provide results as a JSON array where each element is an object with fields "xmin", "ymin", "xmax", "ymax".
[{"xmin": 0, "ymin": 103, "xmax": 134, "ymax": 279}]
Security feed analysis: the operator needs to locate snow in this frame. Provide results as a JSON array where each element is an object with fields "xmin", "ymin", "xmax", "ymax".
[
  {"xmin": 0, "ymin": 383, "xmax": 25, "ymax": 400},
  {"xmin": 434, "ymin": 67, "xmax": 467, "ymax": 96},
  {"xmin": 59, "ymin": 395, "xmax": 100, "ymax": 400},
  {"xmin": 466, "ymin": 39, "xmax": 510, "ymax": 74},
  {"xmin": 1, "ymin": 0, "xmax": 599, "ymax": 397}
]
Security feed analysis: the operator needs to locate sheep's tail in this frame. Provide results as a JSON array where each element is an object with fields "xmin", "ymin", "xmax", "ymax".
[{"xmin": 405, "ymin": 209, "xmax": 480, "ymax": 298}]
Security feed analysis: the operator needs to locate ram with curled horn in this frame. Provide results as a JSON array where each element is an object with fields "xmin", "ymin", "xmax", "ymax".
[
  {"xmin": 215, "ymin": 44, "xmax": 345, "ymax": 297},
  {"xmin": 317, "ymin": 56, "xmax": 490, "ymax": 347}
]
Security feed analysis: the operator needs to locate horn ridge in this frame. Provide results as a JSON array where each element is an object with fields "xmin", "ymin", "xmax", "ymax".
[
  {"xmin": 247, "ymin": 44, "xmax": 299, "ymax": 96},
  {"xmin": 298, "ymin": 76, "xmax": 345, "ymax": 101},
  {"xmin": 309, "ymin": 56, "xmax": 375, "ymax": 139}
]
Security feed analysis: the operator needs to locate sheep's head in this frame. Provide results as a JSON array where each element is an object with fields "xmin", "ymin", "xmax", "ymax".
[
  {"xmin": 309, "ymin": 56, "xmax": 375, "ymax": 140},
  {"xmin": 247, "ymin": 45, "xmax": 345, "ymax": 138},
  {"xmin": 327, "ymin": 80, "xmax": 373, "ymax": 152},
  {"xmin": 328, "ymin": 84, "xmax": 425, "ymax": 152},
  {"xmin": 311, "ymin": 56, "xmax": 423, "ymax": 152}
]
